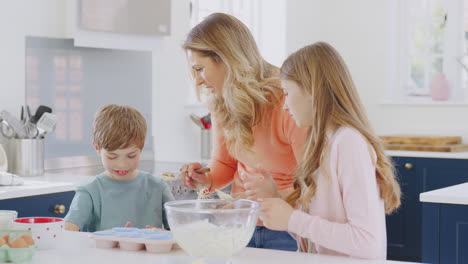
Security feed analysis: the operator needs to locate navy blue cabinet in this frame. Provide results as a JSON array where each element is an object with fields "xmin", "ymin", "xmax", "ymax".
[
  {"xmin": 0, "ymin": 191, "xmax": 75, "ymax": 218},
  {"xmin": 387, "ymin": 157, "xmax": 468, "ymax": 262},
  {"xmin": 422, "ymin": 203, "xmax": 468, "ymax": 264}
]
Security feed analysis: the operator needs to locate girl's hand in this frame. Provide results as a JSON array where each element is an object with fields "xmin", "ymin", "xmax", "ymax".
[
  {"xmin": 259, "ymin": 198, "xmax": 294, "ymax": 231},
  {"xmin": 180, "ymin": 162, "xmax": 211, "ymax": 190},
  {"xmin": 243, "ymin": 170, "xmax": 280, "ymax": 201}
]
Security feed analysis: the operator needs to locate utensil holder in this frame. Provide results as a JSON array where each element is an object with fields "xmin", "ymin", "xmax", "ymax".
[
  {"xmin": 201, "ymin": 129, "xmax": 211, "ymax": 160},
  {"xmin": 8, "ymin": 138, "xmax": 44, "ymax": 176}
]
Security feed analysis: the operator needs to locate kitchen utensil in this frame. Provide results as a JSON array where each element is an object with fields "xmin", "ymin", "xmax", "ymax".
[
  {"xmin": 21, "ymin": 105, "xmax": 39, "ymax": 138},
  {"xmin": 0, "ymin": 144, "xmax": 7, "ymax": 172},
  {"xmin": 30, "ymin": 105, "xmax": 52, "ymax": 124},
  {"xmin": 9, "ymin": 138, "xmax": 44, "ymax": 176},
  {"xmin": 162, "ymin": 168, "xmax": 212, "ymax": 199},
  {"xmin": 0, "ymin": 120, "xmax": 15, "ymax": 139},
  {"xmin": 165, "ymin": 199, "xmax": 259, "ymax": 260},
  {"xmin": 189, "ymin": 114, "xmax": 205, "ymax": 129},
  {"xmin": 214, "ymin": 189, "xmax": 233, "ymax": 200},
  {"xmin": 26, "ymin": 105, "xmax": 32, "ymax": 120},
  {"xmin": 0, "ymin": 111, "xmax": 26, "ymax": 138},
  {"xmin": 13, "ymin": 217, "xmax": 64, "ymax": 250},
  {"xmin": 36, "ymin": 113, "xmax": 57, "ymax": 138},
  {"xmin": 161, "ymin": 167, "xmax": 211, "ymax": 179},
  {"xmin": 200, "ymin": 113, "xmax": 211, "ymax": 129},
  {"xmin": 20, "ymin": 106, "xmax": 24, "ymax": 122}
]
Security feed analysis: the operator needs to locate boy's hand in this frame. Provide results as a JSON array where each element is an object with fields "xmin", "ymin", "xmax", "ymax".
[
  {"xmin": 181, "ymin": 162, "xmax": 211, "ymax": 190},
  {"xmin": 258, "ymin": 198, "xmax": 294, "ymax": 231},
  {"xmin": 243, "ymin": 170, "xmax": 280, "ymax": 201},
  {"xmin": 65, "ymin": 222, "xmax": 80, "ymax": 231}
]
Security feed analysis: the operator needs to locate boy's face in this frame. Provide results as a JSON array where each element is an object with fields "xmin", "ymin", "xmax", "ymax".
[{"xmin": 95, "ymin": 144, "xmax": 142, "ymax": 181}]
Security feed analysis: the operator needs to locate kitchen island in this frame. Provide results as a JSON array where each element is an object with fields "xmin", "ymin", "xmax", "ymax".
[
  {"xmin": 31, "ymin": 231, "xmax": 416, "ymax": 264},
  {"xmin": 420, "ymin": 182, "xmax": 468, "ymax": 264}
]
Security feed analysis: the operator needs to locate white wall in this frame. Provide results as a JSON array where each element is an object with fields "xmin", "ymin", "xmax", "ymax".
[
  {"xmin": 286, "ymin": 0, "xmax": 468, "ymax": 141},
  {"xmin": 0, "ymin": 1, "xmax": 67, "ymax": 116},
  {"xmin": 152, "ymin": 0, "xmax": 201, "ymax": 162}
]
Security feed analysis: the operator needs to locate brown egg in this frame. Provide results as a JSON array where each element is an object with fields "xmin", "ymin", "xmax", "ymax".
[
  {"xmin": 20, "ymin": 234, "xmax": 35, "ymax": 246},
  {"xmin": 2, "ymin": 235, "xmax": 9, "ymax": 243},
  {"xmin": 9, "ymin": 237, "xmax": 28, "ymax": 248},
  {"xmin": 0, "ymin": 237, "xmax": 6, "ymax": 247}
]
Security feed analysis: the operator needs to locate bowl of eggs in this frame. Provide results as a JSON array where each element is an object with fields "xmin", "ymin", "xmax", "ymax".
[
  {"xmin": 0, "ymin": 230, "xmax": 36, "ymax": 262},
  {"xmin": 13, "ymin": 217, "xmax": 64, "ymax": 250}
]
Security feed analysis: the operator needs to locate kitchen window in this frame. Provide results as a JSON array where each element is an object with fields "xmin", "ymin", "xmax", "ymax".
[
  {"xmin": 26, "ymin": 37, "xmax": 153, "ymax": 159},
  {"xmin": 390, "ymin": 0, "xmax": 468, "ymax": 104}
]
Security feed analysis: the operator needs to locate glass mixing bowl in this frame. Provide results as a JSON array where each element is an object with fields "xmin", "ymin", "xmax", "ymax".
[{"xmin": 165, "ymin": 199, "xmax": 259, "ymax": 259}]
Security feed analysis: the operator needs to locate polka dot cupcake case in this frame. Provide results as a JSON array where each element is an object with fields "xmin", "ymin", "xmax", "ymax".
[{"xmin": 90, "ymin": 227, "xmax": 176, "ymax": 253}]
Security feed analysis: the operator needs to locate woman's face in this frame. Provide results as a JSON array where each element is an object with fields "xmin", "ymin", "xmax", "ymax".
[
  {"xmin": 187, "ymin": 50, "xmax": 227, "ymax": 95},
  {"xmin": 281, "ymin": 80, "xmax": 313, "ymax": 127}
]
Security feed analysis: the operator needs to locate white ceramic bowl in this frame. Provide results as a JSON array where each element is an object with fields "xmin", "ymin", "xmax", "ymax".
[
  {"xmin": 13, "ymin": 217, "xmax": 64, "ymax": 250},
  {"xmin": 0, "ymin": 210, "xmax": 17, "ymax": 229}
]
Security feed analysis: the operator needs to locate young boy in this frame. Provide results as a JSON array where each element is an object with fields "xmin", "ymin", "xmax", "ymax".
[{"xmin": 64, "ymin": 104, "xmax": 174, "ymax": 232}]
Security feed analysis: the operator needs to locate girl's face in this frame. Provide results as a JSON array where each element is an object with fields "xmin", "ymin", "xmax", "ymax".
[
  {"xmin": 281, "ymin": 80, "xmax": 313, "ymax": 128},
  {"xmin": 95, "ymin": 143, "xmax": 141, "ymax": 181},
  {"xmin": 186, "ymin": 50, "xmax": 227, "ymax": 95}
]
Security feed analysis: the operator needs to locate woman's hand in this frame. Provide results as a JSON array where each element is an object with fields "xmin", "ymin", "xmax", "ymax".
[
  {"xmin": 180, "ymin": 162, "xmax": 211, "ymax": 190},
  {"xmin": 243, "ymin": 170, "xmax": 280, "ymax": 201},
  {"xmin": 259, "ymin": 198, "xmax": 294, "ymax": 231}
]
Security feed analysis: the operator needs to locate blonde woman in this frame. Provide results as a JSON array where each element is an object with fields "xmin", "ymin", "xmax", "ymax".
[
  {"xmin": 259, "ymin": 42, "xmax": 401, "ymax": 259},
  {"xmin": 180, "ymin": 13, "xmax": 308, "ymax": 251}
]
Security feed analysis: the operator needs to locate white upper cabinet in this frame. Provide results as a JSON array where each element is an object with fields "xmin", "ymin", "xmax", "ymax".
[{"xmin": 68, "ymin": 0, "xmax": 171, "ymax": 51}]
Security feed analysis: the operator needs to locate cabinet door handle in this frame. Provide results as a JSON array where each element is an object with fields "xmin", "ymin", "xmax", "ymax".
[
  {"xmin": 404, "ymin": 163, "xmax": 413, "ymax": 170},
  {"xmin": 54, "ymin": 205, "xmax": 66, "ymax": 214}
]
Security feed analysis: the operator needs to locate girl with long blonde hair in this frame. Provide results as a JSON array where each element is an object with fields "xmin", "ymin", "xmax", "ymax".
[
  {"xmin": 259, "ymin": 42, "xmax": 401, "ymax": 259},
  {"xmin": 180, "ymin": 13, "xmax": 308, "ymax": 251}
]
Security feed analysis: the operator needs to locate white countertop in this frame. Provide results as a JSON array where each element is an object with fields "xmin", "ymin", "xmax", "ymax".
[
  {"xmin": 30, "ymin": 231, "xmax": 416, "ymax": 264},
  {"xmin": 385, "ymin": 150, "xmax": 468, "ymax": 159},
  {"xmin": 2, "ymin": 151, "xmax": 468, "ymax": 200},
  {"xmin": 0, "ymin": 161, "xmax": 183, "ymax": 200},
  {"xmin": 420, "ymin": 182, "xmax": 468, "ymax": 205}
]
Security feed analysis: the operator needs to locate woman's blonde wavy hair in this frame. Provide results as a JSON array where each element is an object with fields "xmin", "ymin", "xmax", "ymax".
[
  {"xmin": 282, "ymin": 42, "xmax": 401, "ymax": 214},
  {"xmin": 183, "ymin": 13, "xmax": 281, "ymax": 156}
]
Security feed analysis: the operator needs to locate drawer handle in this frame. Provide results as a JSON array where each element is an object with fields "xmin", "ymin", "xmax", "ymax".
[
  {"xmin": 404, "ymin": 163, "xmax": 413, "ymax": 170},
  {"xmin": 54, "ymin": 205, "xmax": 66, "ymax": 214}
]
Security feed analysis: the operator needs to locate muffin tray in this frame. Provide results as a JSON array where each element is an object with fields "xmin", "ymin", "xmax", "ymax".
[{"xmin": 90, "ymin": 227, "xmax": 176, "ymax": 253}]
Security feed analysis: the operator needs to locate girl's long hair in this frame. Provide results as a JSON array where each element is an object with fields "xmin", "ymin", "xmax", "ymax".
[{"xmin": 282, "ymin": 42, "xmax": 401, "ymax": 214}]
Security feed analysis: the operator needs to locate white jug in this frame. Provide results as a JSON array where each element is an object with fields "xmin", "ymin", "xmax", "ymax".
[{"xmin": 0, "ymin": 144, "xmax": 7, "ymax": 172}]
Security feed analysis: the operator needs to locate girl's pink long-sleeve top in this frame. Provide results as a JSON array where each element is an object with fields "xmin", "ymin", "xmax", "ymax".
[{"xmin": 287, "ymin": 127, "xmax": 387, "ymax": 259}]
